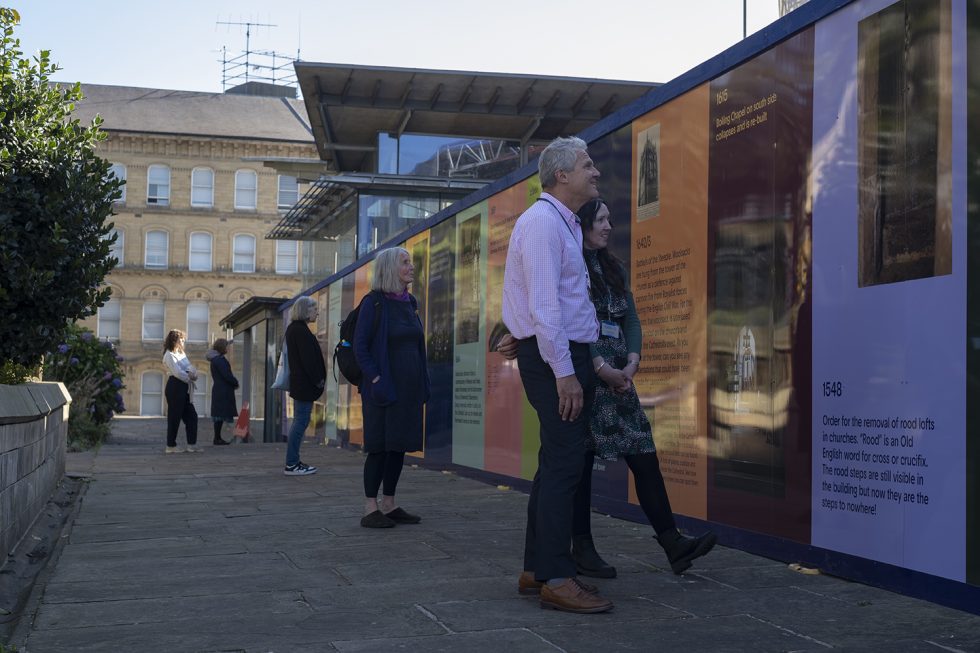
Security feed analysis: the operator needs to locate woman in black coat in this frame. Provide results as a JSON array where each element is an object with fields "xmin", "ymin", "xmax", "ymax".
[
  {"xmin": 283, "ymin": 295, "xmax": 326, "ymax": 476},
  {"xmin": 353, "ymin": 247, "xmax": 430, "ymax": 528},
  {"xmin": 206, "ymin": 338, "xmax": 238, "ymax": 446}
]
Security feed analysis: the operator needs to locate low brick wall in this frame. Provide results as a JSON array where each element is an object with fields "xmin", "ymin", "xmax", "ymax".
[{"xmin": 0, "ymin": 383, "xmax": 70, "ymax": 558}]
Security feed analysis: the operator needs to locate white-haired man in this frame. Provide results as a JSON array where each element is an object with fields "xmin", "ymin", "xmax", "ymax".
[{"xmin": 502, "ymin": 136, "xmax": 613, "ymax": 613}]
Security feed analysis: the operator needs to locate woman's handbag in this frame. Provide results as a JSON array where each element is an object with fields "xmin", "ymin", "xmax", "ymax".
[{"xmin": 271, "ymin": 342, "xmax": 289, "ymax": 391}]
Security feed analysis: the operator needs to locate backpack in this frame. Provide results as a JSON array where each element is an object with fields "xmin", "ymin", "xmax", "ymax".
[{"xmin": 333, "ymin": 291, "xmax": 381, "ymax": 385}]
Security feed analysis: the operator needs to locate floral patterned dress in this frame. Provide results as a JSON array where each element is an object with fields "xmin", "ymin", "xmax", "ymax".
[{"xmin": 585, "ymin": 249, "xmax": 657, "ymax": 461}]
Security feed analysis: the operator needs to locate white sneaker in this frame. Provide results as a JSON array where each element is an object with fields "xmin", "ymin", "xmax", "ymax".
[
  {"xmin": 185, "ymin": 445, "xmax": 204, "ymax": 453},
  {"xmin": 165, "ymin": 446, "xmax": 184, "ymax": 454},
  {"xmin": 284, "ymin": 462, "xmax": 317, "ymax": 476}
]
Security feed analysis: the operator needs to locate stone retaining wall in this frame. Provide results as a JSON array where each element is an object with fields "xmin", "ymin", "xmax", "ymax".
[{"xmin": 0, "ymin": 383, "xmax": 70, "ymax": 557}]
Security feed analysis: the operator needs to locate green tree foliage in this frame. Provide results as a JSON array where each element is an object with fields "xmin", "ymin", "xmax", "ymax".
[{"xmin": 0, "ymin": 7, "xmax": 122, "ymax": 375}]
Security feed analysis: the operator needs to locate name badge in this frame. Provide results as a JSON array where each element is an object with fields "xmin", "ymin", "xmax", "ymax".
[{"xmin": 600, "ymin": 320, "xmax": 620, "ymax": 339}]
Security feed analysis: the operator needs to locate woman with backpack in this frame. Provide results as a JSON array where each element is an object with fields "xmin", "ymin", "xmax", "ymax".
[{"xmin": 353, "ymin": 247, "xmax": 430, "ymax": 528}]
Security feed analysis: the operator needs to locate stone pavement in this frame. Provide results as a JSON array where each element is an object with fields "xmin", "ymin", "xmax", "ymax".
[{"xmin": 8, "ymin": 416, "xmax": 980, "ymax": 652}]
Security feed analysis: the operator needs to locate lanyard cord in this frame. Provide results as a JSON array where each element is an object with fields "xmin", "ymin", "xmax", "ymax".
[
  {"xmin": 535, "ymin": 197, "xmax": 592, "ymax": 296},
  {"xmin": 536, "ymin": 197, "xmax": 577, "ymax": 237}
]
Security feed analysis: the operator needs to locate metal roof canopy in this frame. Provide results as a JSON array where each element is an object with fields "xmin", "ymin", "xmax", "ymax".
[
  {"xmin": 295, "ymin": 62, "xmax": 657, "ymax": 172},
  {"xmin": 220, "ymin": 297, "xmax": 287, "ymax": 335}
]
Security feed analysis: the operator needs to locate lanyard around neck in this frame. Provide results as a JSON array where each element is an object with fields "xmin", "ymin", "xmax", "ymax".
[
  {"xmin": 536, "ymin": 197, "xmax": 577, "ymax": 238},
  {"xmin": 536, "ymin": 197, "xmax": 591, "ymax": 293}
]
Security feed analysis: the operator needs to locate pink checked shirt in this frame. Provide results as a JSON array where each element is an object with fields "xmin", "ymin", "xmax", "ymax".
[{"xmin": 502, "ymin": 192, "xmax": 599, "ymax": 378}]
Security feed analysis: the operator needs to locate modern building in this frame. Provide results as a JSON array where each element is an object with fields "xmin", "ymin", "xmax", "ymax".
[
  {"xmin": 73, "ymin": 83, "xmax": 317, "ymax": 417},
  {"xmin": 262, "ymin": 63, "xmax": 658, "ymax": 279}
]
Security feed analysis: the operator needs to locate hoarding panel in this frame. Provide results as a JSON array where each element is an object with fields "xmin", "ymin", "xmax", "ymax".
[
  {"xmin": 706, "ymin": 26, "xmax": 815, "ymax": 543},
  {"xmin": 486, "ymin": 182, "xmax": 533, "ymax": 477},
  {"xmin": 810, "ymin": 0, "xmax": 966, "ymax": 581},
  {"xmin": 424, "ymin": 219, "xmax": 457, "ymax": 464},
  {"xmin": 406, "ymin": 231, "xmax": 431, "ymax": 458},
  {"xmin": 453, "ymin": 203, "xmax": 488, "ymax": 468},
  {"xmin": 629, "ymin": 85, "xmax": 710, "ymax": 520}
]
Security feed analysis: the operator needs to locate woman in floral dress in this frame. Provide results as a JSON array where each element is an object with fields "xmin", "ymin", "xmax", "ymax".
[{"xmin": 578, "ymin": 198, "xmax": 716, "ymax": 575}]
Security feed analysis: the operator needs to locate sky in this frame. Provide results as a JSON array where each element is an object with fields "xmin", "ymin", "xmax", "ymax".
[{"xmin": 14, "ymin": 1, "xmax": 783, "ymax": 93}]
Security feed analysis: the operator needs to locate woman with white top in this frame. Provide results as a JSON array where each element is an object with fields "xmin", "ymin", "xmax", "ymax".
[{"xmin": 162, "ymin": 329, "xmax": 202, "ymax": 453}]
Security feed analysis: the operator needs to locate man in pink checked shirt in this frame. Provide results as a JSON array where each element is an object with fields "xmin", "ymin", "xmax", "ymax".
[{"xmin": 501, "ymin": 136, "xmax": 613, "ymax": 614}]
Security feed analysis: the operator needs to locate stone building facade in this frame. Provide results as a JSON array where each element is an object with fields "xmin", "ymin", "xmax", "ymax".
[{"xmin": 73, "ymin": 84, "xmax": 317, "ymax": 417}]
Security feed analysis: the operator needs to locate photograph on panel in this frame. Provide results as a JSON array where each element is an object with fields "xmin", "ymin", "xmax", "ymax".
[
  {"xmin": 857, "ymin": 0, "xmax": 952, "ymax": 287},
  {"xmin": 635, "ymin": 123, "xmax": 661, "ymax": 221},
  {"xmin": 455, "ymin": 214, "xmax": 482, "ymax": 346}
]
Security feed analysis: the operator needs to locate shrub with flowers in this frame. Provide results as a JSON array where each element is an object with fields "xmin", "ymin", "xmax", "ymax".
[{"xmin": 42, "ymin": 325, "xmax": 125, "ymax": 447}]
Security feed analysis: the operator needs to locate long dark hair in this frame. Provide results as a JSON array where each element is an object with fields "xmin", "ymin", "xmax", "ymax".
[{"xmin": 577, "ymin": 198, "xmax": 626, "ymax": 296}]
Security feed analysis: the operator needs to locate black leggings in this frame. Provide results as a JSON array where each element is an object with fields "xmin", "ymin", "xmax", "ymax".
[
  {"xmin": 574, "ymin": 450, "xmax": 675, "ymax": 536},
  {"xmin": 624, "ymin": 451, "xmax": 677, "ymax": 535},
  {"xmin": 363, "ymin": 451, "xmax": 406, "ymax": 498}
]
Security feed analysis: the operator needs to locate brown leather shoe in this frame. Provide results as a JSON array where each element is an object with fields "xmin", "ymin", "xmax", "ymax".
[
  {"xmin": 539, "ymin": 578, "xmax": 613, "ymax": 613},
  {"xmin": 519, "ymin": 571, "xmax": 599, "ymax": 596},
  {"xmin": 518, "ymin": 571, "xmax": 543, "ymax": 595}
]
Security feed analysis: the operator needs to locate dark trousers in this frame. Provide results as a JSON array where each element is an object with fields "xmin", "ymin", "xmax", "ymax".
[
  {"xmin": 363, "ymin": 451, "xmax": 406, "ymax": 498},
  {"xmin": 518, "ymin": 338, "xmax": 595, "ymax": 581},
  {"xmin": 165, "ymin": 376, "xmax": 198, "ymax": 446},
  {"xmin": 572, "ymin": 451, "xmax": 598, "ymax": 537},
  {"xmin": 573, "ymin": 450, "xmax": 676, "ymax": 537}
]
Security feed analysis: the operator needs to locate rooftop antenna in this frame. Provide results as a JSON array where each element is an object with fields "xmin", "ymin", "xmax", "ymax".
[
  {"xmin": 216, "ymin": 18, "xmax": 276, "ymax": 86},
  {"xmin": 216, "ymin": 16, "xmax": 299, "ymax": 92}
]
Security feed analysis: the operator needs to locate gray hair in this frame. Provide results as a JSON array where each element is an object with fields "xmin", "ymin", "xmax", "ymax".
[
  {"xmin": 290, "ymin": 295, "xmax": 318, "ymax": 322},
  {"xmin": 371, "ymin": 247, "xmax": 411, "ymax": 294},
  {"xmin": 538, "ymin": 136, "xmax": 588, "ymax": 189}
]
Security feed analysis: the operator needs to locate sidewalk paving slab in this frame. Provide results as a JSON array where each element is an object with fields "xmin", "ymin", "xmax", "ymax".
[{"xmin": 6, "ymin": 416, "xmax": 980, "ymax": 652}]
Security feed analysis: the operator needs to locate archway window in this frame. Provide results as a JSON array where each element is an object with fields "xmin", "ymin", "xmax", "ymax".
[
  {"xmin": 141, "ymin": 371, "xmax": 164, "ymax": 416},
  {"xmin": 192, "ymin": 373, "xmax": 208, "ymax": 416},
  {"xmin": 147, "ymin": 165, "xmax": 170, "ymax": 206},
  {"xmin": 186, "ymin": 301, "xmax": 209, "ymax": 343},
  {"xmin": 145, "ymin": 230, "xmax": 169, "ymax": 269},
  {"xmin": 189, "ymin": 232, "xmax": 212, "ymax": 271},
  {"xmin": 98, "ymin": 298, "xmax": 121, "ymax": 341},
  {"xmin": 276, "ymin": 240, "xmax": 298, "ymax": 274},
  {"xmin": 235, "ymin": 169, "xmax": 257, "ymax": 210},
  {"xmin": 142, "ymin": 300, "xmax": 165, "ymax": 341},
  {"xmin": 278, "ymin": 175, "xmax": 298, "ymax": 210},
  {"xmin": 233, "ymin": 234, "xmax": 256, "ymax": 273},
  {"xmin": 191, "ymin": 167, "xmax": 214, "ymax": 208}
]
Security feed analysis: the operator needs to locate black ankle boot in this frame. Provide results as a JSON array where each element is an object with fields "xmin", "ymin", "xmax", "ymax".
[
  {"xmin": 213, "ymin": 437, "xmax": 230, "ymax": 445},
  {"xmin": 657, "ymin": 528, "xmax": 717, "ymax": 575},
  {"xmin": 572, "ymin": 534, "xmax": 617, "ymax": 578}
]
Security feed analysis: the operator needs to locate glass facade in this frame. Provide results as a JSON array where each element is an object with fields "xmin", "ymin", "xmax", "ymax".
[
  {"xmin": 376, "ymin": 132, "xmax": 524, "ymax": 180},
  {"xmin": 356, "ymin": 193, "xmax": 454, "ymax": 258}
]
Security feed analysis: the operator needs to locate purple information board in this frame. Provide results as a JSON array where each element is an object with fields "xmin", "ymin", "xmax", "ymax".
[{"xmin": 810, "ymin": 0, "xmax": 967, "ymax": 581}]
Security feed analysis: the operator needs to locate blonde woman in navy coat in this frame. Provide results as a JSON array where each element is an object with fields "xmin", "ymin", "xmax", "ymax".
[{"xmin": 353, "ymin": 247, "xmax": 430, "ymax": 528}]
